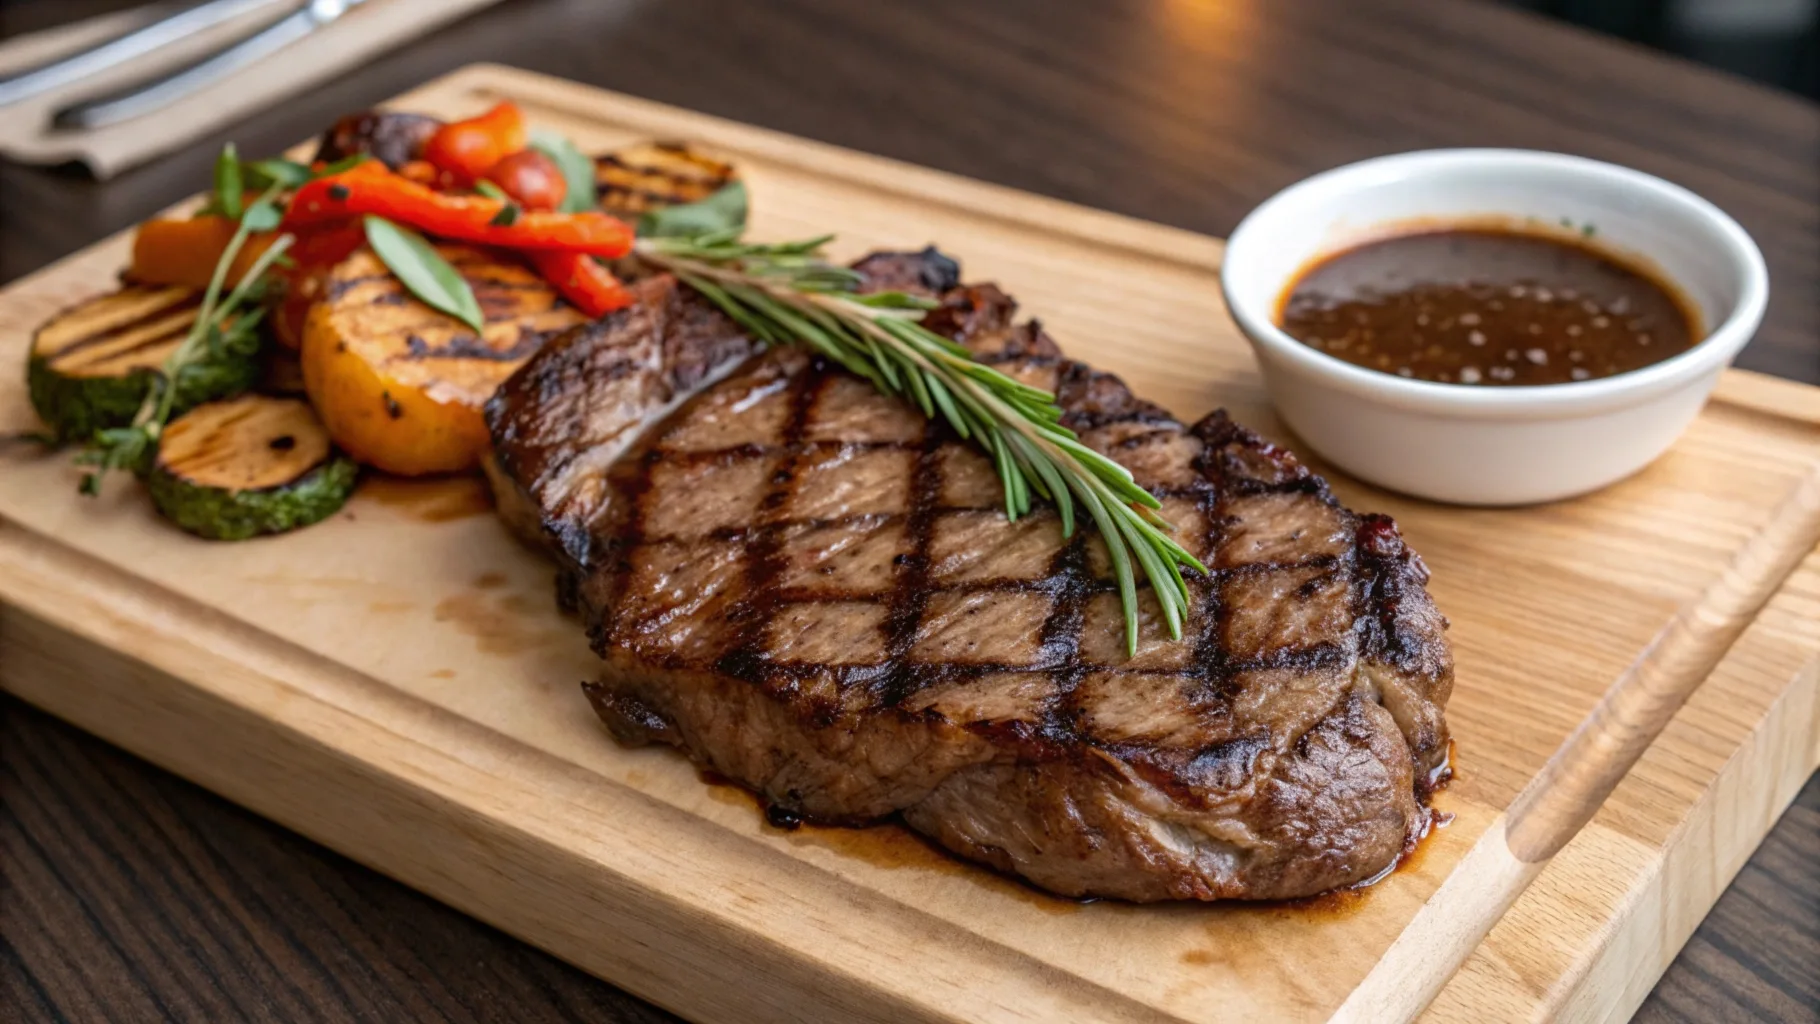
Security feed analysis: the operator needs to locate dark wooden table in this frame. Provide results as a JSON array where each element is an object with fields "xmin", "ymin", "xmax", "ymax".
[{"xmin": 2, "ymin": 1, "xmax": 1816, "ymax": 1021}]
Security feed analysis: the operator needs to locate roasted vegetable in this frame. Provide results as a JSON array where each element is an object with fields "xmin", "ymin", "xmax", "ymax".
[
  {"xmin": 484, "ymin": 148, "xmax": 566, "ymax": 211},
  {"xmin": 127, "ymin": 217, "xmax": 281, "ymax": 291},
  {"xmin": 300, "ymin": 245, "xmax": 585, "ymax": 475},
  {"xmin": 528, "ymin": 250, "xmax": 632, "ymax": 317},
  {"xmin": 269, "ymin": 220, "xmax": 369, "ymax": 349},
  {"xmin": 313, "ymin": 110, "xmax": 442, "ymax": 170},
  {"xmin": 287, "ymin": 161, "xmax": 635, "ymax": 256},
  {"xmin": 27, "ymin": 285, "xmax": 260, "ymax": 442},
  {"xmin": 148, "ymin": 395, "xmax": 357, "ymax": 540},
  {"xmin": 594, "ymin": 141, "xmax": 737, "ymax": 220},
  {"xmin": 423, "ymin": 101, "xmax": 527, "ymax": 183}
]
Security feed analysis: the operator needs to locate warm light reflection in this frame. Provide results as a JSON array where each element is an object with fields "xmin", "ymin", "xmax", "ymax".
[
  {"xmin": 1108, "ymin": 0, "xmax": 1272, "ymax": 184},
  {"xmin": 1158, "ymin": 0, "xmax": 1259, "ymax": 39}
]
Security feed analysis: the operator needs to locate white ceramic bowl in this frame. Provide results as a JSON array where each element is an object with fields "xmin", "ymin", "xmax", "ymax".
[{"xmin": 1221, "ymin": 149, "xmax": 1768, "ymax": 505}]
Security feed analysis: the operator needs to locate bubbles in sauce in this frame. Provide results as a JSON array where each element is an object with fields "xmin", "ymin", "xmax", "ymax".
[{"xmin": 1278, "ymin": 229, "xmax": 1699, "ymax": 386}]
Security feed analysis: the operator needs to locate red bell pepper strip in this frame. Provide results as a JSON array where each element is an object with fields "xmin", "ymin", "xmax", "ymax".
[
  {"xmin": 530, "ymin": 250, "xmax": 634, "ymax": 318},
  {"xmin": 271, "ymin": 220, "xmax": 370, "ymax": 348},
  {"xmin": 423, "ymin": 101, "xmax": 527, "ymax": 183},
  {"xmin": 285, "ymin": 165, "xmax": 634, "ymax": 257}
]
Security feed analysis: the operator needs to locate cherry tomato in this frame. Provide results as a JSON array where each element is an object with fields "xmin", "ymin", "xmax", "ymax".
[
  {"xmin": 421, "ymin": 101, "xmax": 527, "ymax": 183},
  {"xmin": 484, "ymin": 149, "xmax": 568, "ymax": 211}
]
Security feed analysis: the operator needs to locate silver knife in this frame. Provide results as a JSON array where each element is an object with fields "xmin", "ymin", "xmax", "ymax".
[
  {"xmin": 52, "ymin": 0, "xmax": 369, "ymax": 132},
  {"xmin": 0, "ymin": 0, "xmax": 290, "ymax": 110}
]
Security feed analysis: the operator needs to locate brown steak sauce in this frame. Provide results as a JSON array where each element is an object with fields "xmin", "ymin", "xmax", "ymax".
[{"xmin": 1277, "ymin": 228, "xmax": 1699, "ymax": 386}]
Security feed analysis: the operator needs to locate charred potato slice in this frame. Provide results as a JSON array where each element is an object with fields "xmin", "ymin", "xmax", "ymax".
[
  {"xmin": 27, "ymin": 285, "xmax": 259, "ymax": 443},
  {"xmin": 594, "ymin": 141, "xmax": 737, "ymax": 219},
  {"xmin": 301, "ymin": 245, "xmax": 586, "ymax": 475},
  {"xmin": 149, "ymin": 395, "xmax": 357, "ymax": 540}
]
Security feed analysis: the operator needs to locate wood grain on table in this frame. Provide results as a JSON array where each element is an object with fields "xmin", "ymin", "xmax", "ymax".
[{"xmin": 0, "ymin": 1, "xmax": 1815, "ymax": 1022}]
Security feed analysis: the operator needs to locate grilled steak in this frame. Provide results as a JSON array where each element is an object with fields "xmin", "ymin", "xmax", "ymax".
[{"xmin": 487, "ymin": 249, "xmax": 1453, "ymax": 901}]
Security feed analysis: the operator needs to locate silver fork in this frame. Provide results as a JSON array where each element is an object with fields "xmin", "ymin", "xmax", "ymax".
[
  {"xmin": 52, "ymin": 0, "xmax": 372, "ymax": 131},
  {"xmin": 0, "ymin": 0, "xmax": 288, "ymax": 109}
]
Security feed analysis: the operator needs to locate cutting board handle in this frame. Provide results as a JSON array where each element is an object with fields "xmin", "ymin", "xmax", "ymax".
[
  {"xmin": 1506, "ymin": 461, "xmax": 1820, "ymax": 861},
  {"xmin": 1342, "ymin": 460, "xmax": 1820, "ymax": 1023}
]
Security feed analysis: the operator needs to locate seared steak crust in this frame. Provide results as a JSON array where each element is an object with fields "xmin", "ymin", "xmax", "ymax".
[
  {"xmin": 484, "ymin": 274, "xmax": 759, "ymax": 565},
  {"xmin": 487, "ymin": 250, "xmax": 1452, "ymax": 901}
]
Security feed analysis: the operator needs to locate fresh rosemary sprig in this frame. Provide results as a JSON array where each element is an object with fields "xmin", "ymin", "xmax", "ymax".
[
  {"xmin": 635, "ymin": 229, "xmax": 1208, "ymax": 653},
  {"xmin": 77, "ymin": 189, "xmax": 295, "ymax": 495}
]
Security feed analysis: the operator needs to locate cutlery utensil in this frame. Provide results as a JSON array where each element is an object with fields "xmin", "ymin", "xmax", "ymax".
[
  {"xmin": 52, "ymin": 0, "xmax": 368, "ymax": 132},
  {"xmin": 0, "ymin": 0, "xmax": 285, "ymax": 110}
]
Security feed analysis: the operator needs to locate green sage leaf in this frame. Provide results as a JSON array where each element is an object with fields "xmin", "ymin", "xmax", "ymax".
[
  {"xmin": 245, "ymin": 158, "xmax": 313, "ymax": 191},
  {"xmin": 638, "ymin": 181, "xmax": 749, "ymax": 239},
  {"xmin": 241, "ymin": 196, "xmax": 283, "ymax": 233},
  {"xmin": 314, "ymin": 153, "xmax": 371, "ymax": 178},
  {"xmin": 362, "ymin": 215, "xmax": 485, "ymax": 333},
  {"xmin": 528, "ymin": 128, "xmax": 599, "ymax": 214}
]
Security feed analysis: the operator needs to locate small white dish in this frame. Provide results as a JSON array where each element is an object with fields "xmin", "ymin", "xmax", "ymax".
[{"xmin": 1221, "ymin": 149, "xmax": 1768, "ymax": 505}]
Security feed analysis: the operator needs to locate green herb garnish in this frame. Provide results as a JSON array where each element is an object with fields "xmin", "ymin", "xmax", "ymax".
[
  {"xmin": 77, "ymin": 188, "xmax": 294, "ymax": 495},
  {"xmin": 245, "ymin": 157, "xmax": 314, "ymax": 191},
  {"xmin": 362, "ymin": 215, "xmax": 485, "ymax": 333},
  {"xmin": 634, "ymin": 229, "xmax": 1205, "ymax": 653},
  {"xmin": 209, "ymin": 143, "xmax": 244, "ymax": 219},
  {"xmin": 473, "ymin": 180, "xmax": 523, "ymax": 226},
  {"xmin": 638, "ymin": 181, "xmax": 748, "ymax": 239},
  {"xmin": 529, "ymin": 128, "xmax": 599, "ymax": 214},
  {"xmin": 200, "ymin": 150, "xmax": 369, "ymax": 217},
  {"xmin": 313, "ymin": 153, "xmax": 371, "ymax": 178}
]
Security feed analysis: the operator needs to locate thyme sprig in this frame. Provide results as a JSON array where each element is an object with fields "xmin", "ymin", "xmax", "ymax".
[
  {"xmin": 77, "ymin": 188, "xmax": 294, "ymax": 495},
  {"xmin": 635, "ymin": 230, "xmax": 1207, "ymax": 654}
]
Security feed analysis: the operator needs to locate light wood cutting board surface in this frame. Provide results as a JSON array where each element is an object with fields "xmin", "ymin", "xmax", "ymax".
[{"xmin": 0, "ymin": 65, "xmax": 1815, "ymax": 1023}]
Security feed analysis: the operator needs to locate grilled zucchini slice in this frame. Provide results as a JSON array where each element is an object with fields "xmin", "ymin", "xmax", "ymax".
[
  {"xmin": 27, "ymin": 285, "xmax": 261, "ymax": 442},
  {"xmin": 301, "ymin": 245, "xmax": 586, "ymax": 475},
  {"xmin": 594, "ymin": 141, "xmax": 737, "ymax": 220},
  {"xmin": 148, "ymin": 395, "xmax": 357, "ymax": 540}
]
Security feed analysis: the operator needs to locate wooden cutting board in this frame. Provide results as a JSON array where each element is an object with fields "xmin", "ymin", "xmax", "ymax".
[{"xmin": 1, "ymin": 65, "xmax": 1816, "ymax": 1024}]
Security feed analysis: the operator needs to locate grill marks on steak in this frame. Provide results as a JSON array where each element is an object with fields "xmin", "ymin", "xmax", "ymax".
[{"xmin": 486, "ymin": 250, "xmax": 1453, "ymax": 901}]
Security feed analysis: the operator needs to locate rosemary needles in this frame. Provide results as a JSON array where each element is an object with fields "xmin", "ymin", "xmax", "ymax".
[{"xmin": 636, "ymin": 230, "xmax": 1206, "ymax": 654}]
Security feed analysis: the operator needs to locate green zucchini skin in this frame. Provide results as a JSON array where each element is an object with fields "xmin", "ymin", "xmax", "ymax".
[
  {"xmin": 26, "ymin": 356, "xmax": 154, "ymax": 447},
  {"xmin": 147, "ymin": 455, "xmax": 358, "ymax": 541},
  {"xmin": 26, "ymin": 315, "xmax": 262, "ymax": 444}
]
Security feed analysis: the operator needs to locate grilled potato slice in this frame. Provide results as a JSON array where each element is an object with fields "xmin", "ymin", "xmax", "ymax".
[
  {"xmin": 301, "ymin": 245, "xmax": 586, "ymax": 475},
  {"xmin": 27, "ymin": 285, "xmax": 260, "ymax": 443},
  {"xmin": 149, "ymin": 395, "xmax": 357, "ymax": 540},
  {"xmin": 594, "ymin": 141, "xmax": 737, "ymax": 220}
]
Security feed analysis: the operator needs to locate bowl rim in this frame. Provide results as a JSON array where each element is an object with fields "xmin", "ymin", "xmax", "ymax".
[{"xmin": 1221, "ymin": 148, "xmax": 1769, "ymax": 418}]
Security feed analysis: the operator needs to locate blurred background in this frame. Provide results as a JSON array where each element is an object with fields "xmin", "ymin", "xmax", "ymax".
[
  {"xmin": 2, "ymin": 0, "xmax": 1817, "ymax": 100},
  {"xmin": 1501, "ymin": 0, "xmax": 1817, "ymax": 97}
]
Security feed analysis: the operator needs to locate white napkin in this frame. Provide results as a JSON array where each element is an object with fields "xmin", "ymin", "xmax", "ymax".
[{"xmin": 0, "ymin": 0, "xmax": 502, "ymax": 178}]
